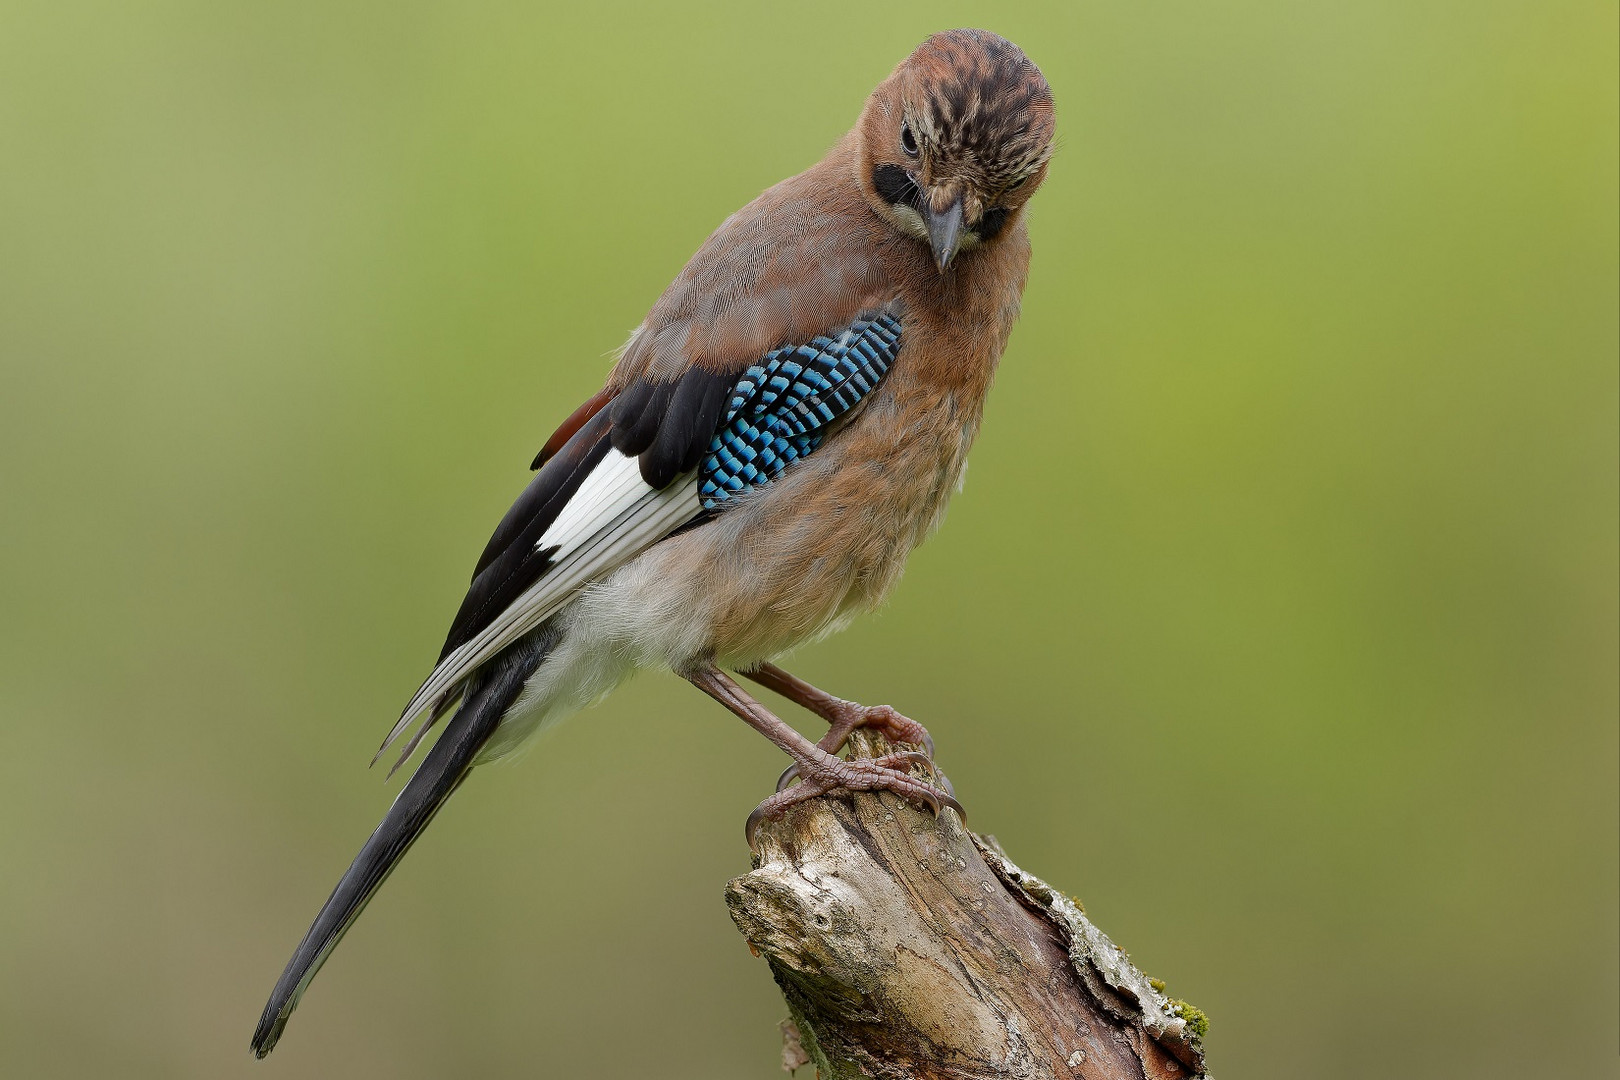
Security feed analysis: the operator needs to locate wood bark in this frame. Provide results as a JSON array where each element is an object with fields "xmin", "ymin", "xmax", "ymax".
[{"xmin": 725, "ymin": 731, "xmax": 1210, "ymax": 1079}]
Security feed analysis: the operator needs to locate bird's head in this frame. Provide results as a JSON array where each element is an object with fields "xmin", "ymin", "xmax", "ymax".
[{"xmin": 858, "ymin": 29, "xmax": 1055, "ymax": 271}]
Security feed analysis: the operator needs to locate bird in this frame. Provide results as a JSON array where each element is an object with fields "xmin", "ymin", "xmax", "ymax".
[{"xmin": 251, "ymin": 27, "xmax": 1055, "ymax": 1058}]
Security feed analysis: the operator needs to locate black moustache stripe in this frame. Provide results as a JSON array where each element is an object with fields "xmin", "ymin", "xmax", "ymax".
[{"xmin": 873, "ymin": 164, "xmax": 921, "ymax": 208}]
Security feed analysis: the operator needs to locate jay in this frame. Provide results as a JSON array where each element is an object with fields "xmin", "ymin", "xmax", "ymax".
[{"xmin": 253, "ymin": 27, "xmax": 1054, "ymax": 1057}]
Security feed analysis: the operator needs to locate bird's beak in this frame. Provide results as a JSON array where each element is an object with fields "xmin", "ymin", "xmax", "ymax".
[{"xmin": 923, "ymin": 196, "xmax": 965, "ymax": 271}]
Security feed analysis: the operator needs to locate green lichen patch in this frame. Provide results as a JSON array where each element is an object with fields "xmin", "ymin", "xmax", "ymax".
[{"xmin": 1170, "ymin": 998, "xmax": 1210, "ymax": 1041}]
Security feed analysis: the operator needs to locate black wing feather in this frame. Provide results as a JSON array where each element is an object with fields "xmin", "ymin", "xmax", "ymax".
[
  {"xmin": 440, "ymin": 407, "xmax": 614, "ymax": 661},
  {"xmin": 609, "ymin": 379, "xmax": 674, "ymax": 456},
  {"xmin": 642, "ymin": 368, "xmax": 735, "ymax": 489}
]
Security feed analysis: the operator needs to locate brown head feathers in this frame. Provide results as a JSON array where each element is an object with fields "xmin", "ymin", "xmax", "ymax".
[{"xmin": 858, "ymin": 30, "xmax": 1054, "ymax": 267}]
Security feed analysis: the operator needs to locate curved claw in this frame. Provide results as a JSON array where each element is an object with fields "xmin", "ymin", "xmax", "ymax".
[
  {"xmin": 775, "ymin": 763, "xmax": 800, "ymax": 793},
  {"xmin": 885, "ymin": 776, "xmax": 966, "ymax": 825},
  {"xmin": 885, "ymin": 767, "xmax": 964, "ymax": 823},
  {"xmin": 874, "ymin": 750, "xmax": 934, "ymax": 773},
  {"xmin": 747, "ymin": 780, "xmax": 832, "ymax": 851},
  {"xmin": 745, "ymin": 802, "xmax": 769, "ymax": 852}
]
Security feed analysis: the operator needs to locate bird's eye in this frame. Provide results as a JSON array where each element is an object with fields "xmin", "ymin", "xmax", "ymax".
[{"xmin": 900, "ymin": 124, "xmax": 918, "ymax": 157}]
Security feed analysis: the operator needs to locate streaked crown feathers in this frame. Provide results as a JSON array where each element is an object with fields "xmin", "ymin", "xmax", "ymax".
[{"xmin": 897, "ymin": 29, "xmax": 1055, "ymax": 189}]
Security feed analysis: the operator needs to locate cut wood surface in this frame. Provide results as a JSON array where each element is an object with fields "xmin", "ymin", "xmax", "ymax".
[{"xmin": 726, "ymin": 730, "xmax": 1210, "ymax": 1079}]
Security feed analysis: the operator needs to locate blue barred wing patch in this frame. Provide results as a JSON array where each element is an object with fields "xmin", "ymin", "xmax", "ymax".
[{"xmin": 699, "ymin": 313, "xmax": 901, "ymax": 510}]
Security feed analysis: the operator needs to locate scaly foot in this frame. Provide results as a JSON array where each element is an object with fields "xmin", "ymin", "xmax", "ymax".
[
  {"xmin": 749, "ymin": 750, "xmax": 963, "ymax": 850},
  {"xmin": 775, "ymin": 701, "xmax": 937, "ymax": 792},
  {"xmin": 825, "ymin": 702, "xmax": 935, "ymax": 757}
]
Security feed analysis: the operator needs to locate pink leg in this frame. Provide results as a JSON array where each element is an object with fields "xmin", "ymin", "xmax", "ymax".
[
  {"xmin": 683, "ymin": 663, "xmax": 961, "ymax": 849},
  {"xmin": 741, "ymin": 662, "xmax": 938, "ymax": 792},
  {"xmin": 742, "ymin": 662, "xmax": 934, "ymax": 754}
]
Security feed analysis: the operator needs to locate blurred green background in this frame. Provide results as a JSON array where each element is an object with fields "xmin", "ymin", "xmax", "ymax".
[{"xmin": 1, "ymin": 1, "xmax": 1614, "ymax": 1077}]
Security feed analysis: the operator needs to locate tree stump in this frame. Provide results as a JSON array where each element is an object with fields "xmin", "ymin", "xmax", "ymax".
[{"xmin": 725, "ymin": 731, "xmax": 1210, "ymax": 1079}]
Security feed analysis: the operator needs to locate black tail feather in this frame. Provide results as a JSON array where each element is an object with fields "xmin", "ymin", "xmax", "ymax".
[{"xmin": 250, "ymin": 627, "xmax": 555, "ymax": 1058}]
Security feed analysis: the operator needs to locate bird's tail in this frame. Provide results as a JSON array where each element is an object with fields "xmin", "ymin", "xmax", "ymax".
[{"xmin": 250, "ymin": 626, "xmax": 556, "ymax": 1058}]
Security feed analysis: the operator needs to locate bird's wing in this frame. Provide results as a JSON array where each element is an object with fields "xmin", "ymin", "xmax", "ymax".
[{"xmin": 378, "ymin": 310, "xmax": 904, "ymax": 770}]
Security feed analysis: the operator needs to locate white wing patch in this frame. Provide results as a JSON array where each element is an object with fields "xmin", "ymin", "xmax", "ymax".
[
  {"xmin": 379, "ymin": 450, "xmax": 700, "ymax": 763},
  {"xmin": 536, "ymin": 451, "xmax": 652, "ymax": 558}
]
